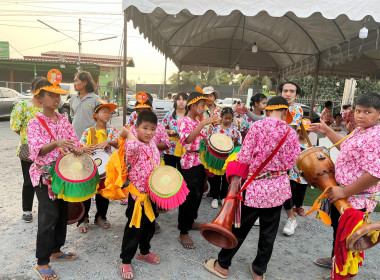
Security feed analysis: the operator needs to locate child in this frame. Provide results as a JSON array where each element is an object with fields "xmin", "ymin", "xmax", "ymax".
[
  {"xmin": 119, "ymin": 110, "xmax": 161, "ymax": 280},
  {"xmin": 240, "ymin": 93, "xmax": 267, "ymax": 138},
  {"xmin": 178, "ymin": 91, "xmax": 217, "ymax": 249},
  {"xmin": 320, "ymin": 101, "xmax": 334, "ymax": 126},
  {"xmin": 125, "ymin": 92, "xmax": 153, "ymax": 129},
  {"xmin": 287, "ymin": 118, "xmax": 312, "ymax": 218},
  {"xmin": 77, "ymin": 102, "xmax": 119, "ymax": 233},
  {"xmin": 27, "ymin": 77, "xmax": 82, "ymax": 280},
  {"xmin": 204, "ymin": 96, "xmax": 300, "ymax": 280},
  {"xmin": 330, "ymin": 113, "xmax": 348, "ymax": 133},
  {"xmin": 310, "ymin": 92, "xmax": 380, "ymax": 280},
  {"xmin": 207, "ymin": 107, "xmax": 242, "ymax": 209},
  {"xmin": 280, "ymin": 81, "xmax": 303, "ymax": 236},
  {"xmin": 162, "ymin": 92, "xmax": 188, "ymax": 170}
]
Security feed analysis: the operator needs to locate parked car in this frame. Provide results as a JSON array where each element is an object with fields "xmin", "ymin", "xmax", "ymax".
[
  {"xmin": 0, "ymin": 87, "xmax": 31, "ymax": 118},
  {"xmin": 295, "ymin": 102, "xmax": 320, "ymax": 123},
  {"xmin": 219, "ymin": 98, "xmax": 242, "ymax": 108},
  {"xmin": 58, "ymin": 94, "xmax": 72, "ymax": 122}
]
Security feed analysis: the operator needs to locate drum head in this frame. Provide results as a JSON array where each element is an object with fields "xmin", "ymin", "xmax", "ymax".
[
  {"xmin": 56, "ymin": 153, "xmax": 96, "ymax": 181},
  {"xmin": 209, "ymin": 133, "xmax": 233, "ymax": 153},
  {"xmin": 149, "ymin": 166, "xmax": 182, "ymax": 197},
  {"xmin": 90, "ymin": 149, "xmax": 111, "ymax": 178}
]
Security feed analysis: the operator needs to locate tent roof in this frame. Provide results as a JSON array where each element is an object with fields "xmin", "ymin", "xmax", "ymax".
[{"xmin": 123, "ymin": 0, "xmax": 380, "ymax": 78}]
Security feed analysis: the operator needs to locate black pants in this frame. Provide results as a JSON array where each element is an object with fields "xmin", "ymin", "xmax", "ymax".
[
  {"xmin": 35, "ymin": 183, "xmax": 68, "ymax": 265},
  {"xmin": 163, "ymin": 154, "xmax": 181, "ymax": 172},
  {"xmin": 120, "ymin": 195, "xmax": 157, "ymax": 264},
  {"xmin": 77, "ymin": 194, "xmax": 109, "ymax": 225},
  {"xmin": 21, "ymin": 159, "xmax": 35, "ymax": 211},
  {"xmin": 209, "ymin": 174, "xmax": 228, "ymax": 200},
  {"xmin": 330, "ymin": 205, "xmax": 365, "ymax": 257},
  {"xmin": 283, "ymin": 180, "xmax": 308, "ymax": 210},
  {"xmin": 178, "ymin": 164, "xmax": 205, "ymax": 234},
  {"xmin": 218, "ymin": 203, "xmax": 282, "ymax": 276}
]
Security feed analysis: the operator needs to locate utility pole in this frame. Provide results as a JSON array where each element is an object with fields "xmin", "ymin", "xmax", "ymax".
[{"xmin": 78, "ymin": 19, "xmax": 82, "ymax": 72}]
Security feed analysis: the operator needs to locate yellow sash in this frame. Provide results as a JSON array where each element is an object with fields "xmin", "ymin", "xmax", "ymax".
[
  {"xmin": 169, "ymin": 136, "xmax": 186, "ymax": 157},
  {"xmin": 127, "ymin": 183, "xmax": 155, "ymax": 228},
  {"xmin": 86, "ymin": 127, "xmax": 108, "ymax": 145}
]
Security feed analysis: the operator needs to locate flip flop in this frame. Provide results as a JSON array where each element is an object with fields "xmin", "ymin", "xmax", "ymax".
[
  {"xmin": 178, "ymin": 237, "xmax": 196, "ymax": 249},
  {"xmin": 35, "ymin": 266, "xmax": 58, "ymax": 280},
  {"xmin": 203, "ymin": 259, "xmax": 228, "ymax": 279},
  {"xmin": 120, "ymin": 264, "xmax": 134, "ymax": 280},
  {"xmin": 249, "ymin": 263, "xmax": 265, "ymax": 280},
  {"xmin": 95, "ymin": 219, "xmax": 111, "ymax": 229},
  {"xmin": 50, "ymin": 252, "xmax": 78, "ymax": 262},
  {"xmin": 136, "ymin": 252, "xmax": 160, "ymax": 265},
  {"xmin": 313, "ymin": 258, "xmax": 332, "ymax": 269}
]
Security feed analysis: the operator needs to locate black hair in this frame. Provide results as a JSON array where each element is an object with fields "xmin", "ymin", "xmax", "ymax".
[
  {"xmin": 172, "ymin": 92, "xmax": 188, "ymax": 119},
  {"xmin": 221, "ymin": 107, "xmax": 234, "ymax": 117},
  {"xmin": 278, "ymin": 81, "xmax": 301, "ymax": 95},
  {"xmin": 145, "ymin": 92, "xmax": 153, "ymax": 102},
  {"xmin": 250, "ymin": 93, "xmax": 267, "ymax": 108},
  {"xmin": 266, "ymin": 96, "xmax": 289, "ymax": 109},
  {"xmin": 334, "ymin": 113, "xmax": 342, "ymax": 119},
  {"xmin": 342, "ymin": 104, "xmax": 351, "ymax": 110},
  {"xmin": 136, "ymin": 110, "xmax": 158, "ymax": 126},
  {"xmin": 237, "ymin": 101, "xmax": 241, "ymax": 105},
  {"xmin": 34, "ymin": 78, "xmax": 53, "ymax": 97},
  {"xmin": 134, "ymin": 99, "xmax": 153, "ymax": 109},
  {"xmin": 31, "ymin": 77, "xmax": 44, "ymax": 91},
  {"xmin": 325, "ymin": 101, "xmax": 333, "ymax": 108},
  {"xmin": 356, "ymin": 92, "xmax": 380, "ymax": 110},
  {"xmin": 75, "ymin": 71, "xmax": 96, "ymax": 93}
]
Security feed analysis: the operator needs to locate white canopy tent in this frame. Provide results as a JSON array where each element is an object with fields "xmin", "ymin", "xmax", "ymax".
[{"xmin": 120, "ymin": 0, "xmax": 380, "ymax": 122}]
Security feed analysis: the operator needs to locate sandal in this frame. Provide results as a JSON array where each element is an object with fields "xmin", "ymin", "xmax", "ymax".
[
  {"xmin": 95, "ymin": 219, "xmax": 111, "ymax": 229},
  {"xmin": 203, "ymin": 259, "xmax": 228, "ymax": 279},
  {"xmin": 178, "ymin": 237, "xmax": 196, "ymax": 249},
  {"xmin": 249, "ymin": 263, "xmax": 265, "ymax": 280},
  {"xmin": 136, "ymin": 252, "xmax": 160, "ymax": 265},
  {"xmin": 35, "ymin": 266, "xmax": 58, "ymax": 280},
  {"xmin": 120, "ymin": 264, "xmax": 134, "ymax": 279},
  {"xmin": 313, "ymin": 258, "xmax": 332, "ymax": 269},
  {"xmin": 77, "ymin": 222, "xmax": 88, "ymax": 233},
  {"xmin": 50, "ymin": 252, "xmax": 78, "ymax": 262}
]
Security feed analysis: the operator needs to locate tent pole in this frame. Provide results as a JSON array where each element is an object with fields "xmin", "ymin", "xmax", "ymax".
[
  {"xmin": 122, "ymin": 10, "xmax": 127, "ymax": 125},
  {"xmin": 309, "ymin": 54, "xmax": 320, "ymax": 121},
  {"xmin": 163, "ymin": 55, "xmax": 167, "ymax": 99}
]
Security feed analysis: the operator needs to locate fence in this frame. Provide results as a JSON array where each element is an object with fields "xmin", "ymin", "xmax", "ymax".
[{"xmin": 0, "ymin": 81, "xmax": 31, "ymax": 93}]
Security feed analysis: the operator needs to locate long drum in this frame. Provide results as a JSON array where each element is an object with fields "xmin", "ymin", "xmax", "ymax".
[
  {"xmin": 50, "ymin": 153, "xmax": 99, "ymax": 202},
  {"xmin": 296, "ymin": 147, "xmax": 380, "ymax": 251}
]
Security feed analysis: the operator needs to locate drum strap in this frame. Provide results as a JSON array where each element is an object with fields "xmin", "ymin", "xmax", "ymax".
[
  {"xmin": 227, "ymin": 127, "xmax": 291, "ymax": 201},
  {"xmin": 90, "ymin": 127, "xmax": 98, "ymax": 145},
  {"xmin": 36, "ymin": 116, "xmax": 66, "ymax": 155}
]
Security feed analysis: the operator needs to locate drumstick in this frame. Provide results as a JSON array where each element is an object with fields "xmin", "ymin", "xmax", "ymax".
[
  {"xmin": 300, "ymin": 122, "xmax": 313, "ymax": 147},
  {"xmin": 141, "ymin": 148, "xmax": 158, "ymax": 168}
]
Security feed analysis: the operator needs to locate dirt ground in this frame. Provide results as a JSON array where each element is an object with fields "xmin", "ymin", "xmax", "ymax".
[{"xmin": 0, "ymin": 115, "xmax": 379, "ymax": 280}]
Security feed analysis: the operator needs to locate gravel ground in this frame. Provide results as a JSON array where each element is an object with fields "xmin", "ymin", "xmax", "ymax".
[{"xmin": 0, "ymin": 114, "xmax": 379, "ymax": 280}]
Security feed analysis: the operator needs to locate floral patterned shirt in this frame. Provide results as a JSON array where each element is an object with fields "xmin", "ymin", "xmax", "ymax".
[
  {"xmin": 10, "ymin": 99, "xmax": 42, "ymax": 156},
  {"xmin": 162, "ymin": 111, "xmax": 183, "ymax": 155},
  {"xmin": 124, "ymin": 140, "xmax": 160, "ymax": 195},
  {"xmin": 289, "ymin": 142, "xmax": 310, "ymax": 184},
  {"xmin": 27, "ymin": 113, "xmax": 79, "ymax": 199},
  {"xmin": 179, "ymin": 116, "xmax": 207, "ymax": 169},
  {"xmin": 345, "ymin": 109, "xmax": 356, "ymax": 132},
  {"xmin": 80, "ymin": 124, "xmax": 119, "ymax": 153},
  {"xmin": 237, "ymin": 117, "xmax": 300, "ymax": 208},
  {"xmin": 130, "ymin": 123, "xmax": 170, "ymax": 155},
  {"xmin": 203, "ymin": 104, "xmax": 222, "ymax": 131},
  {"xmin": 289, "ymin": 104, "xmax": 303, "ymax": 128},
  {"xmin": 320, "ymin": 108, "xmax": 334, "ymax": 124},
  {"xmin": 240, "ymin": 113, "xmax": 265, "ymax": 133},
  {"xmin": 208, "ymin": 124, "xmax": 242, "ymax": 145},
  {"xmin": 125, "ymin": 111, "xmax": 138, "ymax": 128},
  {"xmin": 335, "ymin": 126, "xmax": 380, "ymax": 212}
]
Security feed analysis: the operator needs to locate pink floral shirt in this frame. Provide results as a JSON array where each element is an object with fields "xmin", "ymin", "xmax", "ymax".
[
  {"xmin": 125, "ymin": 111, "xmax": 138, "ymax": 128},
  {"xmin": 179, "ymin": 116, "xmax": 207, "ymax": 169},
  {"xmin": 130, "ymin": 123, "xmax": 170, "ymax": 155},
  {"xmin": 27, "ymin": 113, "xmax": 79, "ymax": 199},
  {"xmin": 320, "ymin": 108, "xmax": 334, "ymax": 124},
  {"xmin": 124, "ymin": 140, "xmax": 160, "ymax": 195},
  {"xmin": 335, "ymin": 125, "xmax": 380, "ymax": 212},
  {"xmin": 237, "ymin": 117, "xmax": 300, "ymax": 208},
  {"xmin": 345, "ymin": 109, "xmax": 356, "ymax": 132}
]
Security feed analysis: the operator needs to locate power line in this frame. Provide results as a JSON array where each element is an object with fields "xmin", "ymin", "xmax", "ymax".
[{"xmin": 8, "ymin": 43, "xmax": 23, "ymax": 57}]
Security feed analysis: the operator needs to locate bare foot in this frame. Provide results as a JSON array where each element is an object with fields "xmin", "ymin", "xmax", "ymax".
[
  {"xmin": 191, "ymin": 222, "xmax": 201, "ymax": 230},
  {"xmin": 78, "ymin": 218, "xmax": 89, "ymax": 233},
  {"xmin": 120, "ymin": 263, "xmax": 134, "ymax": 279},
  {"xmin": 178, "ymin": 234, "xmax": 196, "ymax": 249},
  {"xmin": 96, "ymin": 217, "xmax": 111, "ymax": 229},
  {"xmin": 214, "ymin": 260, "xmax": 229, "ymax": 277},
  {"xmin": 35, "ymin": 264, "xmax": 57, "ymax": 280}
]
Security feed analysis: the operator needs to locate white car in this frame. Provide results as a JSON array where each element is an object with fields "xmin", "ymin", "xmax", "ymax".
[{"xmin": 219, "ymin": 98, "xmax": 242, "ymax": 108}]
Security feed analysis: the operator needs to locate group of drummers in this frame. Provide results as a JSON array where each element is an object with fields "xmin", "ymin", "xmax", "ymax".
[{"xmin": 11, "ymin": 68, "xmax": 380, "ymax": 280}]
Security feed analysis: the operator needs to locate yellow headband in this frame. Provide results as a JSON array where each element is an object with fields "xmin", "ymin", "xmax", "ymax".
[{"xmin": 265, "ymin": 104, "xmax": 289, "ymax": 111}]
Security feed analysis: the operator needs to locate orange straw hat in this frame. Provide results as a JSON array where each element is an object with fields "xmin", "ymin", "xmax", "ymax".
[
  {"xmin": 34, "ymin": 69, "xmax": 69, "ymax": 95},
  {"xmin": 265, "ymin": 96, "xmax": 294, "ymax": 124},
  {"xmin": 133, "ymin": 92, "xmax": 153, "ymax": 110},
  {"xmin": 93, "ymin": 99, "xmax": 118, "ymax": 121}
]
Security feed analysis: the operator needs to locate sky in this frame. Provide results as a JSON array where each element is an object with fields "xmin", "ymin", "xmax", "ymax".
[{"xmin": 0, "ymin": 0, "xmax": 178, "ymax": 83}]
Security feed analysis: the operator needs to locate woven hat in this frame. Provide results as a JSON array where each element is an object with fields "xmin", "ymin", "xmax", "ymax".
[
  {"xmin": 133, "ymin": 92, "xmax": 153, "ymax": 110},
  {"xmin": 93, "ymin": 99, "xmax": 118, "ymax": 121},
  {"xmin": 187, "ymin": 91, "xmax": 213, "ymax": 108},
  {"xmin": 34, "ymin": 69, "xmax": 69, "ymax": 95}
]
